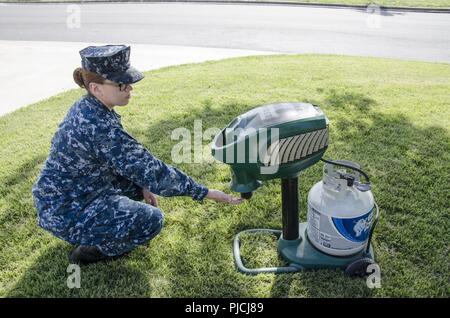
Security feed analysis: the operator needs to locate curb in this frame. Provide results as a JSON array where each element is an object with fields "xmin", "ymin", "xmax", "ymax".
[{"xmin": 1, "ymin": 1, "xmax": 450, "ymax": 14}]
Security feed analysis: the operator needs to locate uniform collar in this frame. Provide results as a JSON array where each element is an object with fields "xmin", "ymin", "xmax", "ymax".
[
  {"xmin": 86, "ymin": 94, "xmax": 112, "ymax": 113},
  {"xmin": 84, "ymin": 94, "xmax": 122, "ymax": 121}
]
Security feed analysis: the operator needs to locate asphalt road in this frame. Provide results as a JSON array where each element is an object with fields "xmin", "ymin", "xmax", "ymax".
[{"xmin": 1, "ymin": 2, "xmax": 449, "ymax": 63}]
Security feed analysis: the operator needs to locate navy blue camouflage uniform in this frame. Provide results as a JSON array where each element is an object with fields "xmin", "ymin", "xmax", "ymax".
[{"xmin": 32, "ymin": 45, "xmax": 208, "ymax": 257}]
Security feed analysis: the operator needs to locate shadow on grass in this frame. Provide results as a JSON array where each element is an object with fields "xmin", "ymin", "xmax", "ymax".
[
  {"xmin": 5, "ymin": 90, "xmax": 449, "ymax": 297},
  {"xmin": 0, "ymin": 154, "xmax": 47, "ymax": 227},
  {"xmin": 6, "ymin": 244, "xmax": 152, "ymax": 297}
]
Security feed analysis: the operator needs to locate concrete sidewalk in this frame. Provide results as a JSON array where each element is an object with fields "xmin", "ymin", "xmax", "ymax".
[{"xmin": 0, "ymin": 41, "xmax": 279, "ymax": 117}]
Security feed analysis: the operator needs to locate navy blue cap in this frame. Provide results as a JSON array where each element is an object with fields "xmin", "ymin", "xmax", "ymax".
[{"xmin": 79, "ymin": 45, "xmax": 144, "ymax": 84}]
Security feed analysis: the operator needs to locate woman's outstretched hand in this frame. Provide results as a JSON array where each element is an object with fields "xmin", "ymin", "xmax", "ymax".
[
  {"xmin": 206, "ymin": 189, "xmax": 244, "ymax": 205},
  {"xmin": 143, "ymin": 189, "xmax": 159, "ymax": 207}
]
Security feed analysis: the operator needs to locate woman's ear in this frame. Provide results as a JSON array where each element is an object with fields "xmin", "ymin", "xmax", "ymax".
[
  {"xmin": 88, "ymin": 82, "xmax": 96, "ymax": 93},
  {"xmin": 89, "ymin": 82, "xmax": 101, "ymax": 96}
]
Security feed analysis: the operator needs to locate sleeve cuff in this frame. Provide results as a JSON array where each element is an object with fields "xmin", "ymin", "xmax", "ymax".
[{"xmin": 191, "ymin": 184, "xmax": 209, "ymax": 202}]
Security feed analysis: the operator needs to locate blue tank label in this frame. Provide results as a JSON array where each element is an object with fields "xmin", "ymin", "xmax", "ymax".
[{"xmin": 331, "ymin": 209, "xmax": 374, "ymax": 243}]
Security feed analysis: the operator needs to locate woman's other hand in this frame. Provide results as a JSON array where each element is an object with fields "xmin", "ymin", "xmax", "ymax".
[{"xmin": 143, "ymin": 189, "xmax": 158, "ymax": 207}]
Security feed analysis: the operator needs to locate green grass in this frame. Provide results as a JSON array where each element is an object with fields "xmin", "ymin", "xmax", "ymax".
[
  {"xmin": 2, "ymin": 0, "xmax": 450, "ymax": 9},
  {"xmin": 0, "ymin": 55, "xmax": 449, "ymax": 297},
  {"xmin": 271, "ymin": 0, "xmax": 450, "ymax": 8}
]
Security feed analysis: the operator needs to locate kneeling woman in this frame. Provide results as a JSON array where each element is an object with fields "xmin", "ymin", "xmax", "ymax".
[{"xmin": 32, "ymin": 45, "xmax": 242, "ymax": 265}]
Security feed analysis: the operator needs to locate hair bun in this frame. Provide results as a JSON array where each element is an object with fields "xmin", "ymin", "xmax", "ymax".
[{"xmin": 73, "ymin": 67, "xmax": 86, "ymax": 88}]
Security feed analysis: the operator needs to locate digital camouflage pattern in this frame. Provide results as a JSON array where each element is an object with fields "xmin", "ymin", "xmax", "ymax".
[
  {"xmin": 32, "ymin": 94, "xmax": 208, "ymax": 256},
  {"xmin": 79, "ymin": 45, "xmax": 144, "ymax": 85}
]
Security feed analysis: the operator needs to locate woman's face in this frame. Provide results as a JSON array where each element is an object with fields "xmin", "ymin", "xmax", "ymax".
[{"xmin": 89, "ymin": 80, "xmax": 133, "ymax": 109}]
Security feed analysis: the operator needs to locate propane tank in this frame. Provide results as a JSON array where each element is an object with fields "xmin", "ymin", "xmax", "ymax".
[{"xmin": 307, "ymin": 160, "xmax": 375, "ymax": 257}]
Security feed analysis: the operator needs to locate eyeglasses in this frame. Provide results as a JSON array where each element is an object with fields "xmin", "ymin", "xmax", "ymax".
[{"xmin": 103, "ymin": 81, "xmax": 131, "ymax": 91}]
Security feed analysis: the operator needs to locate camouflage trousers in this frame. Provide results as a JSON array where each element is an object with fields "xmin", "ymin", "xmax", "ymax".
[{"xmin": 73, "ymin": 175, "xmax": 164, "ymax": 256}]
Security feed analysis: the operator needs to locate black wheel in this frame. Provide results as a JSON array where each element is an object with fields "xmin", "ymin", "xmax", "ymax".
[{"xmin": 344, "ymin": 257, "xmax": 375, "ymax": 278}]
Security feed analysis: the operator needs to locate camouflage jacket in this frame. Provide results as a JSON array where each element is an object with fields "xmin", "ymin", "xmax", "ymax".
[{"xmin": 32, "ymin": 95, "xmax": 208, "ymax": 229}]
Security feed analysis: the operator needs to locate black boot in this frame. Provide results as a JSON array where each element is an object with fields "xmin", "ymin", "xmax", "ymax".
[{"xmin": 69, "ymin": 245, "xmax": 112, "ymax": 265}]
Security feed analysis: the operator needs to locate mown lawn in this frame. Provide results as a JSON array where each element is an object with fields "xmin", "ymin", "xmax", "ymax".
[
  {"xmin": 0, "ymin": 55, "xmax": 449, "ymax": 297},
  {"xmin": 270, "ymin": 0, "xmax": 450, "ymax": 8},
  {"xmin": 3, "ymin": 0, "xmax": 450, "ymax": 9}
]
